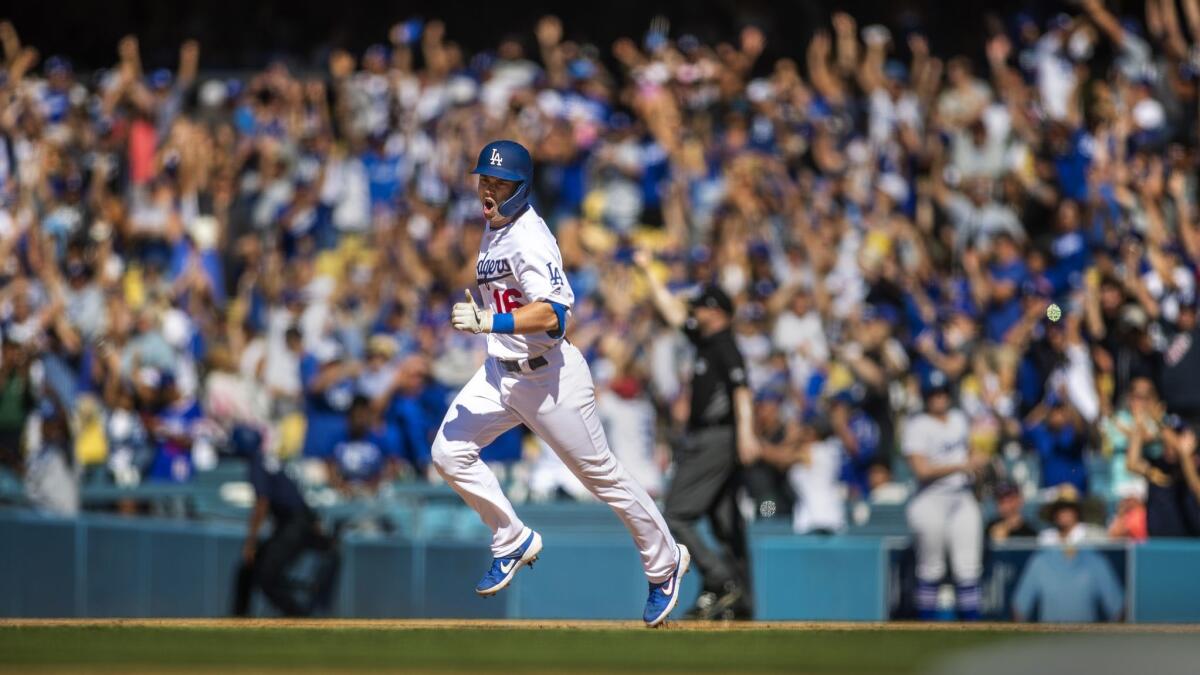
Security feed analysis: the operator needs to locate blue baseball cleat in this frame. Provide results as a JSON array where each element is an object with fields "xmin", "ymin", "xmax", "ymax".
[
  {"xmin": 644, "ymin": 544, "xmax": 690, "ymax": 627},
  {"xmin": 475, "ymin": 530, "xmax": 542, "ymax": 596}
]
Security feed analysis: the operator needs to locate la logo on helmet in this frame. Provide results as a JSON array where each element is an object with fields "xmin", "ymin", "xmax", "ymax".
[{"xmin": 490, "ymin": 148, "xmax": 503, "ymax": 166}]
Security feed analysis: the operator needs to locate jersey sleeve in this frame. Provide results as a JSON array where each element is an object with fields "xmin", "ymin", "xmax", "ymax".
[
  {"xmin": 719, "ymin": 335, "xmax": 749, "ymax": 389},
  {"xmin": 300, "ymin": 354, "xmax": 320, "ymax": 393},
  {"xmin": 901, "ymin": 418, "xmax": 926, "ymax": 457},
  {"xmin": 514, "ymin": 231, "xmax": 574, "ymax": 309}
]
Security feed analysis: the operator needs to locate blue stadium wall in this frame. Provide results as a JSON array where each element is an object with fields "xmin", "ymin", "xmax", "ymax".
[{"xmin": 2, "ymin": 511, "xmax": 1197, "ymax": 622}]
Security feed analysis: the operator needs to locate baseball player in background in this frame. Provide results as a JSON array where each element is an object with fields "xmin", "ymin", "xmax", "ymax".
[
  {"xmin": 434, "ymin": 140, "xmax": 689, "ymax": 627},
  {"xmin": 903, "ymin": 370, "xmax": 986, "ymax": 620}
]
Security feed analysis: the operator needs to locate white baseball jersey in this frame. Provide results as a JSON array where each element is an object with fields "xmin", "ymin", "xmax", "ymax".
[
  {"xmin": 788, "ymin": 439, "xmax": 846, "ymax": 534},
  {"xmin": 475, "ymin": 207, "xmax": 574, "ymax": 360},
  {"xmin": 902, "ymin": 409, "xmax": 971, "ymax": 493}
]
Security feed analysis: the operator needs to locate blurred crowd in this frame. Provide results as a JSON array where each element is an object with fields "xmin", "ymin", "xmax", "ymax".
[{"xmin": 3, "ymin": 1, "xmax": 1200, "ymax": 544}]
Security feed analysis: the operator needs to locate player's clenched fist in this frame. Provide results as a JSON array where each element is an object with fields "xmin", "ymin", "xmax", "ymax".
[{"xmin": 452, "ymin": 290, "xmax": 494, "ymax": 334}]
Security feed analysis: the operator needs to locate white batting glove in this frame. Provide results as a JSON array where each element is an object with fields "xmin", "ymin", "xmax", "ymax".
[{"xmin": 451, "ymin": 290, "xmax": 493, "ymax": 334}]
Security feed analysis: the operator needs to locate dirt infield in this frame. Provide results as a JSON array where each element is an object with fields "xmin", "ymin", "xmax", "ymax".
[{"xmin": 2, "ymin": 618, "xmax": 1197, "ymax": 633}]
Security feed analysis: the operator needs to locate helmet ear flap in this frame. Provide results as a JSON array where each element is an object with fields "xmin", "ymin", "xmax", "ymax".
[{"xmin": 498, "ymin": 180, "xmax": 529, "ymax": 218}]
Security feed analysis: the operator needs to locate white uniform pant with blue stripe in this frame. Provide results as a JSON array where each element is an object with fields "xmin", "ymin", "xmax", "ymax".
[{"xmin": 906, "ymin": 488, "xmax": 983, "ymax": 583}]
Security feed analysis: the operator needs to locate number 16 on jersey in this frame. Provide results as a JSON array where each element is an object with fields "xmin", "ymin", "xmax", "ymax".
[{"xmin": 493, "ymin": 288, "xmax": 524, "ymax": 312}]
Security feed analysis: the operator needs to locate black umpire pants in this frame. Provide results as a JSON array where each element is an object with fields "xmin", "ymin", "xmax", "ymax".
[
  {"xmin": 663, "ymin": 426, "xmax": 752, "ymax": 612},
  {"xmin": 233, "ymin": 513, "xmax": 340, "ymax": 617}
]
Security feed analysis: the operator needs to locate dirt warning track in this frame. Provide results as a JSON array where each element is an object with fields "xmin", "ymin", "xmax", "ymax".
[{"xmin": 2, "ymin": 618, "xmax": 1198, "ymax": 633}]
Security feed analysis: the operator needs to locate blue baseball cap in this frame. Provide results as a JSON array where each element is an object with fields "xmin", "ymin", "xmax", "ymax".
[
  {"xmin": 755, "ymin": 387, "xmax": 787, "ymax": 404},
  {"xmin": 149, "ymin": 68, "xmax": 173, "ymax": 90},
  {"xmin": 45, "ymin": 56, "xmax": 73, "ymax": 76},
  {"xmin": 569, "ymin": 59, "xmax": 597, "ymax": 81},
  {"xmin": 922, "ymin": 369, "xmax": 952, "ymax": 397},
  {"xmin": 862, "ymin": 304, "xmax": 899, "ymax": 324},
  {"xmin": 830, "ymin": 386, "xmax": 863, "ymax": 406},
  {"xmin": 364, "ymin": 44, "xmax": 390, "ymax": 61},
  {"xmin": 884, "ymin": 60, "xmax": 909, "ymax": 83}
]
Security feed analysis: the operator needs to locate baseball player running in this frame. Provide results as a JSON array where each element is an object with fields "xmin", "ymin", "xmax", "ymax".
[
  {"xmin": 903, "ymin": 370, "xmax": 986, "ymax": 620},
  {"xmin": 434, "ymin": 140, "xmax": 689, "ymax": 627}
]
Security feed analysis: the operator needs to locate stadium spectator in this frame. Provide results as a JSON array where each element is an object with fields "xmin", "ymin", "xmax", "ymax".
[
  {"xmin": 986, "ymin": 481, "xmax": 1038, "ymax": 543},
  {"xmin": 1107, "ymin": 480, "xmax": 1149, "ymax": 542},
  {"xmin": 143, "ymin": 370, "xmax": 205, "ymax": 483},
  {"xmin": 300, "ymin": 339, "xmax": 357, "ymax": 459},
  {"xmin": 1103, "ymin": 377, "xmax": 1158, "ymax": 501},
  {"xmin": 1127, "ymin": 410, "xmax": 1200, "ymax": 536},
  {"xmin": 1022, "ymin": 388, "xmax": 1090, "ymax": 495},
  {"xmin": 744, "ymin": 387, "xmax": 797, "ymax": 520},
  {"xmin": 783, "ymin": 420, "xmax": 847, "ymax": 536},
  {"xmin": 0, "ymin": 339, "xmax": 34, "ymax": 472},
  {"xmin": 327, "ymin": 395, "xmax": 397, "ymax": 496},
  {"xmin": 24, "ymin": 398, "xmax": 79, "ymax": 515},
  {"xmin": 1175, "ymin": 427, "xmax": 1200, "ymax": 502},
  {"xmin": 1036, "ymin": 484, "xmax": 1109, "ymax": 546},
  {"xmin": 1012, "ymin": 486, "xmax": 1124, "ymax": 623},
  {"xmin": 829, "ymin": 387, "xmax": 882, "ymax": 500}
]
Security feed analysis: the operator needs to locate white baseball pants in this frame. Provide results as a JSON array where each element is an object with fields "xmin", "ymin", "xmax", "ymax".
[
  {"xmin": 431, "ymin": 340, "xmax": 679, "ymax": 583},
  {"xmin": 906, "ymin": 488, "xmax": 983, "ymax": 583}
]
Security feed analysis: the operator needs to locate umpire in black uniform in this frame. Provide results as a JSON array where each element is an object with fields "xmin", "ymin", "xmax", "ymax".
[{"xmin": 636, "ymin": 250, "xmax": 760, "ymax": 620}]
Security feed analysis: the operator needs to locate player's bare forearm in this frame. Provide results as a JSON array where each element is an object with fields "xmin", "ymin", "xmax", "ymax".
[
  {"xmin": 509, "ymin": 301, "xmax": 563, "ymax": 335},
  {"xmin": 1173, "ymin": 431, "xmax": 1200, "ymax": 499},
  {"xmin": 1179, "ymin": 457, "xmax": 1200, "ymax": 501},
  {"xmin": 733, "ymin": 387, "xmax": 762, "ymax": 464},
  {"xmin": 734, "ymin": 387, "xmax": 756, "ymax": 439},
  {"xmin": 1125, "ymin": 431, "xmax": 1151, "ymax": 478}
]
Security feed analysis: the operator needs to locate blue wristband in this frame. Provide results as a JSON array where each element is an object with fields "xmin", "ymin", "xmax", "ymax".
[{"xmin": 492, "ymin": 313, "xmax": 515, "ymax": 334}]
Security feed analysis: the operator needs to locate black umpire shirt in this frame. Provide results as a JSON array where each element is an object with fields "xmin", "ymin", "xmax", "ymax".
[{"xmin": 683, "ymin": 318, "xmax": 748, "ymax": 431}]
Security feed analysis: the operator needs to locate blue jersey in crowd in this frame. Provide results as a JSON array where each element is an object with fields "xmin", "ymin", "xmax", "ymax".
[
  {"xmin": 985, "ymin": 260, "xmax": 1027, "ymax": 342},
  {"xmin": 1024, "ymin": 421, "xmax": 1089, "ymax": 495},
  {"xmin": 1053, "ymin": 129, "xmax": 1093, "ymax": 203},
  {"xmin": 301, "ymin": 354, "xmax": 354, "ymax": 458},
  {"xmin": 362, "ymin": 150, "xmax": 404, "ymax": 209},
  {"xmin": 839, "ymin": 411, "xmax": 881, "ymax": 497},
  {"xmin": 331, "ymin": 429, "xmax": 393, "ymax": 483},
  {"xmin": 147, "ymin": 397, "xmax": 203, "ymax": 483}
]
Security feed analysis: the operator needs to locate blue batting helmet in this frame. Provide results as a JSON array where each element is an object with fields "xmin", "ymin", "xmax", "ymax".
[{"xmin": 472, "ymin": 140, "xmax": 532, "ymax": 218}]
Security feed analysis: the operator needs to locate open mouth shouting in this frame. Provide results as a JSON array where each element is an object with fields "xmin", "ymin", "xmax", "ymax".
[{"xmin": 482, "ymin": 196, "xmax": 498, "ymax": 220}]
